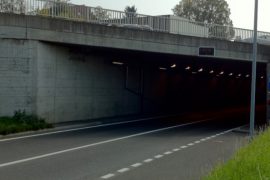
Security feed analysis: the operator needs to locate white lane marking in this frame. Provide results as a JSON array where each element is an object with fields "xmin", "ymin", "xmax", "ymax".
[
  {"xmin": 164, "ymin": 151, "xmax": 173, "ymax": 155},
  {"xmin": 0, "ymin": 114, "xmax": 183, "ymax": 142},
  {"xmin": 101, "ymin": 174, "xmax": 115, "ymax": 179},
  {"xmin": 187, "ymin": 143, "xmax": 194, "ymax": 146},
  {"xmin": 117, "ymin": 168, "xmax": 130, "ymax": 173},
  {"xmin": 101, "ymin": 125, "xmax": 246, "ymax": 178},
  {"xmin": 144, "ymin": 159, "xmax": 153, "ymax": 163},
  {"xmin": 0, "ymin": 119, "xmax": 209, "ymax": 168},
  {"xmin": 154, "ymin": 155, "xmax": 163, "ymax": 159},
  {"xmin": 200, "ymin": 138, "xmax": 206, "ymax": 141},
  {"xmin": 131, "ymin": 163, "xmax": 142, "ymax": 168}
]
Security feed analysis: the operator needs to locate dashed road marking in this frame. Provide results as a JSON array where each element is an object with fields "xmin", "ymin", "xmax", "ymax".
[
  {"xmin": 100, "ymin": 125, "xmax": 245, "ymax": 180},
  {"xmin": 155, "ymin": 155, "xmax": 163, "ymax": 159},
  {"xmin": 144, "ymin": 159, "xmax": 153, "ymax": 163},
  {"xmin": 131, "ymin": 163, "xmax": 142, "ymax": 168},
  {"xmin": 101, "ymin": 174, "xmax": 115, "ymax": 179},
  {"xmin": 117, "ymin": 168, "xmax": 130, "ymax": 173},
  {"xmin": 164, "ymin": 151, "xmax": 173, "ymax": 155}
]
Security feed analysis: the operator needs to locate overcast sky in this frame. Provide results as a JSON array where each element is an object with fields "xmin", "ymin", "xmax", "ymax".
[{"xmin": 71, "ymin": 0, "xmax": 270, "ymax": 32}]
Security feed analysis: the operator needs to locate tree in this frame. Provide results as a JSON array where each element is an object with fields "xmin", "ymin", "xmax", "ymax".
[
  {"xmin": 0, "ymin": 0, "xmax": 25, "ymax": 14},
  {"xmin": 124, "ymin": 5, "xmax": 137, "ymax": 18},
  {"xmin": 93, "ymin": 6, "xmax": 110, "ymax": 20},
  {"xmin": 172, "ymin": 0, "xmax": 234, "ymax": 39}
]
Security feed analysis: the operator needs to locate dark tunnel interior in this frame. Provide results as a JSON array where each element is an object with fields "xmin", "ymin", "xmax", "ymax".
[{"xmin": 68, "ymin": 44, "xmax": 267, "ymax": 125}]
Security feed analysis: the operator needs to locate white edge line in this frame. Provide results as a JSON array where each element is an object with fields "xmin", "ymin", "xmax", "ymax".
[
  {"xmin": 0, "ymin": 114, "xmax": 184, "ymax": 142},
  {"xmin": 0, "ymin": 119, "xmax": 210, "ymax": 168}
]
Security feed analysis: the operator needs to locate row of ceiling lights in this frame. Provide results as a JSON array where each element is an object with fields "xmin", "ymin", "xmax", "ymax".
[
  {"xmin": 159, "ymin": 64, "xmax": 265, "ymax": 79},
  {"xmin": 112, "ymin": 61, "xmax": 265, "ymax": 79}
]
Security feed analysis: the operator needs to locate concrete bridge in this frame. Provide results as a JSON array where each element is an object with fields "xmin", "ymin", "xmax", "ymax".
[{"xmin": 0, "ymin": 13, "xmax": 270, "ymax": 123}]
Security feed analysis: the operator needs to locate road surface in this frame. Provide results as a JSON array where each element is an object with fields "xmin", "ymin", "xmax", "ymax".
[{"xmin": 0, "ymin": 113, "xmax": 248, "ymax": 180}]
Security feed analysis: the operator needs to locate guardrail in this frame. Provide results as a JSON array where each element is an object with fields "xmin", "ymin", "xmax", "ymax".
[{"xmin": 1, "ymin": 0, "xmax": 270, "ymax": 42}]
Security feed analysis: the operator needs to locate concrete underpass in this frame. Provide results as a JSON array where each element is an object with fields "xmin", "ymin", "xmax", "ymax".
[
  {"xmin": 0, "ymin": 13, "xmax": 269, "ymax": 125},
  {"xmin": 68, "ymin": 45, "xmax": 267, "ymax": 125}
]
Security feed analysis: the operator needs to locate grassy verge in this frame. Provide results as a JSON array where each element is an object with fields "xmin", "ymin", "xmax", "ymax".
[
  {"xmin": 204, "ymin": 127, "xmax": 270, "ymax": 180},
  {"xmin": 0, "ymin": 110, "xmax": 53, "ymax": 135}
]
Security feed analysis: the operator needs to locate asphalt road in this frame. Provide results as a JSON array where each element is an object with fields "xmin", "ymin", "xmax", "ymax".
[{"xmin": 0, "ymin": 113, "xmax": 248, "ymax": 180}]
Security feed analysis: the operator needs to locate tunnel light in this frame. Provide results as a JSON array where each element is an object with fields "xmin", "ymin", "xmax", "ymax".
[
  {"xmin": 209, "ymin": 70, "xmax": 214, "ymax": 74},
  {"xmin": 229, "ymin": 73, "xmax": 233, "ymax": 76},
  {"xmin": 198, "ymin": 68, "xmax": 203, "ymax": 72},
  {"xmin": 246, "ymin": 74, "xmax": 250, "ymax": 78},
  {"xmin": 171, "ymin": 64, "xmax": 176, "ymax": 68},
  {"xmin": 238, "ymin": 74, "xmax": 242, "ymax": 77},
  {"xmin": 216, "ymin": 74, "xmax": 220, "ymax": 77},
  {"xmin": 159, "ymin": 67, "xmax": 167, "ymax": 70},
  {"xmin": 185, "ymin": 66, "xmax": 191, "ymax": 70},
  {"xmin": 261, "ymin": 76, "xmax": 264, "ymax": 79},
  {"xmin": 219, "ymin": 71, "xmax": 224, "ymax": 75},
  {"xmin": 112, "ymin": 61, "xmax": 124, "ymax": 65}
]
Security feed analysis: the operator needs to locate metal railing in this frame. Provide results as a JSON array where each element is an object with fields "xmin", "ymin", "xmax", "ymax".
[{"xmin": 1, "ymin": 0, "xmax": 270, "ymax": 42}]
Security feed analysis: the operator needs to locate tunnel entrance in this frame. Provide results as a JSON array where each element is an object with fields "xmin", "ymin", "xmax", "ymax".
[{"xmin": 66, "ymin": 44, "xmax": 267, "ymax": 125}]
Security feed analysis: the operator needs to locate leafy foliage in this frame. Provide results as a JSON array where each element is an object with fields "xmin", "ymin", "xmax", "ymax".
[
  {"xmin": 0, "ymin": 110, "xmax": 52, "ymax": 135},
  {"xmin": 0, "ymin": 0, "xmax": 25, "ymax": 13},
  {"xmin": 172, "ymin": 0, "xmax": 234, "ymax": 39},
  {"xmin": 204, "ymin": 128, "xmax": 270, "ymax": 180},
  {"xmin": 124, "ymin": 5, "xmax": 137, "ymax": 18}
]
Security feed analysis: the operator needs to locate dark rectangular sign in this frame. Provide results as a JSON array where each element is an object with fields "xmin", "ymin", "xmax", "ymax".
[{"xmin": 199, "ymin": 47, "xmax": 215, "ymax": 56}]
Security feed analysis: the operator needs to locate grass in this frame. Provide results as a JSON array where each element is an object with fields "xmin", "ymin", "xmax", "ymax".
[
  {"xmin": 0, "ymin": 110, "xmax": 53, "ymax": 135},
  {"xmin": 204, "ymin": 127, "xmax": 270, "ymax": 180}
]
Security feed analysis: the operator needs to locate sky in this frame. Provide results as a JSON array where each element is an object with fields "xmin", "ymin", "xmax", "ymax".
[{"xmin": 71, "ymin": 0, "xmax": 270, "ymax": 32}]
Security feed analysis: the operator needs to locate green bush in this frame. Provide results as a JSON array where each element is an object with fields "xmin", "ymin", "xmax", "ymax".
[{"xmin": 0, "ymin": 110, "xmax": 53, "ymax": 135}]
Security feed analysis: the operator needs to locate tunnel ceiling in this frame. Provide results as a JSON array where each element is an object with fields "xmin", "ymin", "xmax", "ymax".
[{"xmin": 53, "ymin": 42, "xmax": 267, "ymax": 78}]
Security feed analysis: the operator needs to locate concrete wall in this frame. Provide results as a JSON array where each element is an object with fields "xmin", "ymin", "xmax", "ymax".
[
  {"xmin": 0, "ymin": 39, "xmax": 37, "ymax": 116},
  {"xmin": 1, "ymin": 13, "xmax": 270, "ymax": 62},
  {"xmin": 36, "ymin": 43, "xmax": 141, "ymax": 123}
]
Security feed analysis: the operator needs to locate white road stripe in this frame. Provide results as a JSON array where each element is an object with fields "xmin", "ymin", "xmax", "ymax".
[
  {"xmin": 101, "ymin": 174, "xmax": 115, "ymax": 179},
  {"xmin": 164, "ymin": 151, "xmax": 172, "ymax": 155},
  {"xmin": 117, "ymin": 168, "xmax": 130, "ymax": 173},
  {"xmin": 100, "ymin": 125, "xmax": 245, "ymax": 178},
  {"xmin": 131, "ymin": 163, "xmax": 142, "ymax": 167},
  {"xmin": 144, "ymin": 159, "xmax": 153, "ymax": 163},
  {"xmin": 0, "ymin": 114, "xmax": 184, "ymax": 142},
  {"xmin": 0, "ymin": 119, "xmax": 210, "ymax": 168},
  {"xmin": 154, "ymin": 155, "xmax": 163, "ymax": 159}
]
